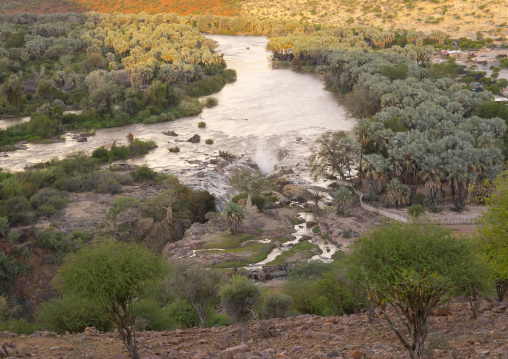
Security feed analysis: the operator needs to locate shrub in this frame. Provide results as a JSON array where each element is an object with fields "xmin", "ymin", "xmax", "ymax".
[
  {"xmin": 411, "ymin": 193, "xmax": 425, "ymax": 205},
  {"xmin": 0, "ymin": 318, "xmax": 36, "ymax": 335},
  {"xmin": 36, "ymin": 228, "xmax": 67, "ymax": 253},
  {"xmin": 29, "ymin": 188, "xmax": 69, "ymax": 216},
  {"xmin": 37, "ymin": 295, "xmax": 111, "ymax": 334},
  {"xmin": 251, "ymin": 194, "xmax": 267, "ymax": 210},
  {"xmin": 2, "ymin": 196, "xmax": 32, "ymax": 226},
  {"xmin": 165, "ymin": 301, "xmax": 200, "ymax": 329},
  {"xmin": 220, "ymin": 275, "xmax": 260, "ymax": 323},
  {"xmin": 263, "ymin": 293, "xmax": 292, "ymax": 319},
  {"xmin": 203, "ymin": 97, "xmax": 218, "ymax": 108},
  {"xmin": 288, "ymin": 261, "xmax": 332, "ymax": 280},
  {"xmin": 132, "ymin": 299, "xmax": 171, "ymax": 331},
  {"xmin": 346, "ymin": 221, "xmax": 491, "ymax": 298},
  {"xmin": 205, "ymin": 139, "xmax": 214, "ymax": 145},
  {"xmin": 132, "ymin": 165, "xmax": 157, "ymax": 181},
  {"xmin": 7, "ymin": 230, "xmax": 21, "ymax": 244},
  {"xmin": 232, "ymin": 193, "xmax": 248, "ymax": 203},
  {"xmin": 168, "ymin": 146, "xmax": 180, "ymax": 153},
  {"xmin": 408, "ymin": 204, "xmax": 426, "ymax": 220},
  {"xmin": 334, "ymin": 187, "xmax": 354, "ymax": 216},
  {"xmin": 198, "ymin": 121, "xmax": 206, "ymax": 128},
  {"xmin": 221, "ymin": 202, "xmax": 244, "ymax": 234}
]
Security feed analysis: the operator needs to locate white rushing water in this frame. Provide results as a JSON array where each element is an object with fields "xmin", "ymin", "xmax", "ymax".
[
  {"xmin": 246, "ymin": 212, "xmax": 339, "ymax": 269},
  {"xmin": 1, "ymin": 35, "xmax": 355, "ymax": 200}
]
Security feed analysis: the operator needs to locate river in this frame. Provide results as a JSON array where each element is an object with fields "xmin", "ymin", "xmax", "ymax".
[{"xmin": 1, "ymin": 35, "xmax": 354, "ymax": 199}]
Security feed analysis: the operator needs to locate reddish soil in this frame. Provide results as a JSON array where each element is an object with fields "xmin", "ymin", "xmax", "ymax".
[{"xmin": 1, "ymin": 0, "xmax": 240, "ymax": 16}]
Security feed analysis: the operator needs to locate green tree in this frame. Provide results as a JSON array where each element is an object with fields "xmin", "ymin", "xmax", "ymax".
[
  {"xmin": 55, "ymin": 239, "xmax": 165, "ymax": 359},
  {"xmin": 220, "ymin": 275, "xmax": 260, "ymax": 323},
  {"xmin": 168, "ymin": 260, "xmax": 224, "ymax": 328},
  {"xmin": 346, "ymin": 221, "xmax": 489, "ymax": 299},
  {"xmin": 477, "ymin": 170, "xmax": 508, "ymax": 301},
  {"xmin": 106, "ymin": 197, "xmax": 140, "ymax": 238},
  {"xmin": 221, "ymin": 202, "xmax": 244, "ymax": 234},
  {"xmin": 368, "ymin": 270, "xmax": 448, "ymax": 359},
  {"xmin": 334, "ymin": 186, "xmax": 354, "ymax": 216},
  {"xmin": 3, "ymin": 74, "xmax": 23, "ymax": 108},
  {"xmin": 309, "ymin": 131, "xmax": 360, "ymax": 186},
  {"xmin": 230, "ymin": 169, "xmax": 270, "ymax": 212}
]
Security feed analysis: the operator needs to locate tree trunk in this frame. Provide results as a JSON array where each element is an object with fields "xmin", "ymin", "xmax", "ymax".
[
  {"xmin": 246, "ymin": 193, "xmax": 253, "ymax": 214},
  {"xmin": 358, "ymin": 144, "xmax": 364, "ymax": 186},
  {"xmin": 124, "ymin": 326, "xmax": 139, "ymax": 359},
  {"xmin": 496, "ymin": 280, "xmax": 508, "ymax": 302}
]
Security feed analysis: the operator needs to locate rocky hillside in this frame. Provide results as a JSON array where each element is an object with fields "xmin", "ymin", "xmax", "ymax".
[{"xmin": 2, "ymin": 298, "xmax": 507, "ymax": 358}]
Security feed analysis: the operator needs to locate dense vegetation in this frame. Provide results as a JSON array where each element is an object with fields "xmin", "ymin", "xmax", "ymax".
[
  {"xmin": 0, "ymin": 7, "xmax": 507, "ymax": 359},
  {"xmin": 0, "ymin": 12, "xmax": 236, "ymax": 150}
]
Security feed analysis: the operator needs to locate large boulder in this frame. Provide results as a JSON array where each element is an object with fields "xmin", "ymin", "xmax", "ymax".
[
  {"xmin": 282, "ymin": 184, "xmax": 308, "ymax": 202},
  {"xmin": 187, "ymin": 134, "xmax": 201, "ymax": 143}
]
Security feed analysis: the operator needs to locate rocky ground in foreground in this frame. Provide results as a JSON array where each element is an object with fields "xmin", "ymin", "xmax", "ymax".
[{"xmin": 1, "ymin": 298, "xmax": 506, "ymax": 359}]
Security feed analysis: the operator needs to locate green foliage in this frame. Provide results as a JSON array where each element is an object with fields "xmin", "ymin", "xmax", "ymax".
[
  {"xmin": 36, "ymin": 228, "xmax": 68, "ymax": 254},
  {"xmin": 220, "ymin": 275, "xmax": 260, "ymax": 323},
  {"xmin": 334, "ymin": 186, "xmax": 354, "ymax": 216},
  {"xmin": 203, "ymin": 97, "xmax": 219, "ymax": 108},
  {"xmin": 368, "ymin": 270, "xmax": 448, "ymax": 359},
  {"xmin": 221, "ymin": 202, "xmax": 244, "ymax": 234},
  {"xmin": 131, "ymin": 165, "xmax": 157, "ymax": 182},
  {"xmin": 37, "ymin": 295, "xmax": 112, "ymax": 334},
  {"xmin": 56, "ymin": 239, "xmax": 166, "ymax": 357},
  {"xmin": 168, "ymin": 146, "xmax": 180, "ymax": 153},
  {"xmin": 0, "ymin": 254, "xmax": 26, "ymax": 295},
  {"xmin": 168, "ymin": 260, "xmax": 225, "ymax": 328},
  {"xmin": 0, "ymin": 217, "xmax": 8, "ymax": 237},
  {"xmin": 131, "ymin": 299, "xmax": 172, "ymax": 331},
  {"xmin": 477, "ymin": 170, "xmax": 508, "ymax": 301},
  {"xmin": 288, "ymin": 261, "xmax": 333, "ymax": 281},
  {"xmin": 346, "ymin": 221, "xmax": 490, "ymax": 297},
  {"xmin": 91, "ymin": 139, "xmax": 157, "ymax": 163},
  {"xmin": 29, "ymin": 187, "xmax": 69, "ymax": 216},
  {"xmin": 262, "ymin": 292, "xmax": 292, "ymax": 319},
  {"xmin": 0, "ymin": 318, "xmax": 37, "ymax": 336},
  {"xmin": 408, "ymin": 204, "xmax": 425, "ymax": 220},
  {"xmin": 198, "ymin": 121, "xmax": 206, "ymax": 128}
]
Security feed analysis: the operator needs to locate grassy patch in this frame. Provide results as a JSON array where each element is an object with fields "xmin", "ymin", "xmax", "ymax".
[
  {"xmin": 267, "ymin": 240, "xmax": 317, "ymax": 265},
  {"xmin": 211, "ymin": 243, "xmax": 276, "ymax": 268},
  {"xmin": 201, "ymin": 233, "xmax": 259, "ymax": 249},
  {"xmin": 289, "ymin": 216, "xmax": 305, "ymax": 225}
]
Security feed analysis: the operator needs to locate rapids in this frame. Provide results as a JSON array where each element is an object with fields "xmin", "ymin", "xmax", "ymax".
[{"xmin": 1, "ymin": 35, "xmax": 355, "ymax": 201}]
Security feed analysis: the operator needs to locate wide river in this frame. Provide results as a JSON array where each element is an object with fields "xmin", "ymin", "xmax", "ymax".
[{"xmin": 1, "ymin": 35, "xmax": 354, "ymax": 199}]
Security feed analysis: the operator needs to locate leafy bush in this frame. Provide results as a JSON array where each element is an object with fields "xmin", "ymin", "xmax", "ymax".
[
  {"xmin": 36, "ymin": 229, "xmax": 68, "ymax": 253},
  {"xmin": 408, "ymin": 204, "xmax": 426, "ymax": 220},
  {"xmin": 2, "ymin": 196, "xmax": 33, "ymax": 226},
  {"xmin": 168, "ymin": 146, "xmax": 180, "ymax": 153},
  {"xmin": 37, "ymin": 295, "xmax": 111, "ymax": 334},
  {"xmin": 411, "ymin": 193, "xmax": 425, "ymax": 205},
  {"xmin": 198, "ymin": 121, "xmax": 206, "ymax": 128},
  {"xmin": 346, "ymin": 222, "xmax": 491, "ymax": 297},
  {"xmin": 288, "ymin": 261, "xmax": 332, "ymax": 280},
  {"xmin": 251, "ymin": 194, "xmax": 267, "ymax": 210},
  {"xmin": 29, "ymin": 188, "xmax": 69, "ymax": 216},
  {"xmin": 263, "ymin": 292, "xmax": 292, "ymax": 319},
  {"xmin": 132, "ymin": 299, "xmax": 172, "ymax": 331},
  {"xmin": 0, "ymin": 318, "xmax": 37, "ymax": 335},
  {"xmin": 205, "ymin": 139, "xmax": 214, "ymax": 145},
  {"xmin": 132, "ymin": 165, "xmax": 157, "ymax": 181},
  {"xmin": 220, "ymin": 275, "xmax": 260, "ymax": 323},
  {"xmin": 203, "ymin": 97, "xmax": 218, "ymax": 108}
]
